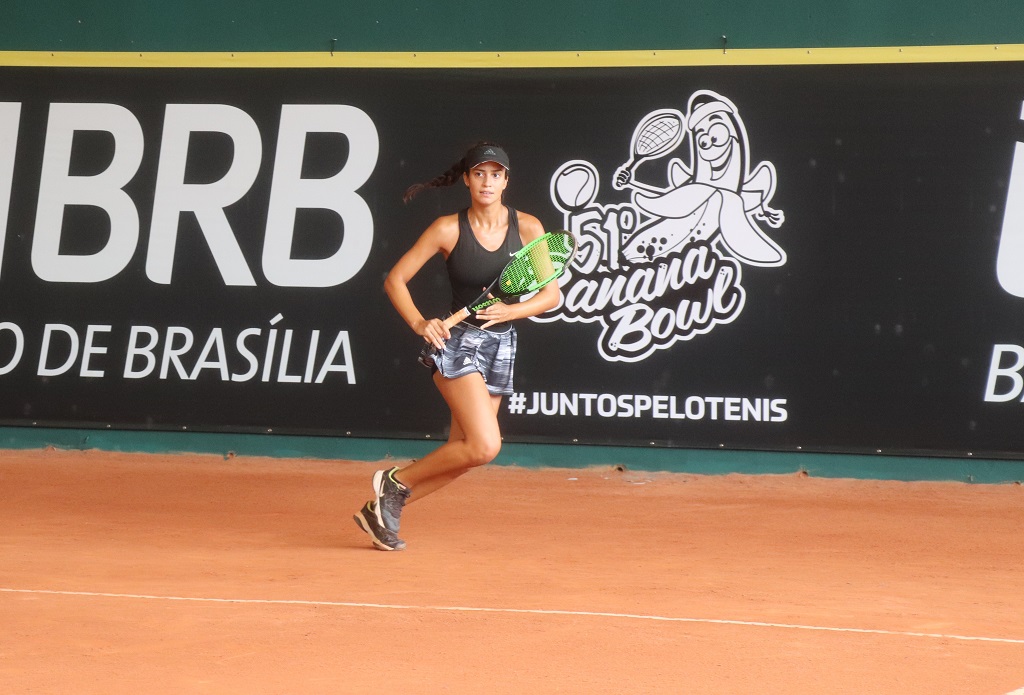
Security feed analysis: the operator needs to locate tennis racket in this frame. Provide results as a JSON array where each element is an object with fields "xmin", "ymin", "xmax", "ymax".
[
  {"xmin": 443, "ymin": 230, "xmax": 576, "ymax": 330},
  {"xmin": 613, "ymin": 109, "xmax": 686, "ymax": 190},
  {"xmin": 417, "ymin": 230, "xmax": 576, "ymax": 369}
]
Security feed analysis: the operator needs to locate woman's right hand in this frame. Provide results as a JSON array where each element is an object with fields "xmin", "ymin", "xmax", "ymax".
[{"xmin": 415, "ymin": 318, "xmax": 450, "ymax": 351}]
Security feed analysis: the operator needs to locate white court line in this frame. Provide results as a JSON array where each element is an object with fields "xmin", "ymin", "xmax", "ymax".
[
  {"xmin": 1004, "ymin": 688, "xmax": 1024, "ymax": 695},
  {"xmin": 3, "ymin": 587, "xmax": 1024, "ymax": 646}
]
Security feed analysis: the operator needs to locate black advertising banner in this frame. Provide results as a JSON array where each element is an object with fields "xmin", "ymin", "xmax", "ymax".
[{"xmin": 1, "ymin": 62, "xmax": 1024, "ymax": 458}]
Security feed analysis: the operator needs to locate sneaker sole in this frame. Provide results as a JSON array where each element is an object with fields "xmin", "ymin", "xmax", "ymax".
[{"xmin": 353, "ymin": 510, "xmax": 404, "ymax": 551}]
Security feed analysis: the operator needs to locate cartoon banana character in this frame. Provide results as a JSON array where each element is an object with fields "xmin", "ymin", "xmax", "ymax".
[{"xmin": 619, "ymin": 91, "xmax": 786, "ymax": 267}]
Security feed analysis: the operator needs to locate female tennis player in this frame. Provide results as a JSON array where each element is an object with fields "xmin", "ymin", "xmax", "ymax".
[{"xmin": 354, "ymin": 142, "xmax": 561, "ymax": 551}]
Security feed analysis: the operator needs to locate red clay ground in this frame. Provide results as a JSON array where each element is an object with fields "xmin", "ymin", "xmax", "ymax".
[{"xmin": 1, "ymin": 448, "xmax": 1023, "ymax": 694}]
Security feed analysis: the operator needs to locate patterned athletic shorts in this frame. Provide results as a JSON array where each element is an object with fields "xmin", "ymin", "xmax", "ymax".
[{"xmin": 418, "ymin": 323, "xmax": 517, "ymax": 396}]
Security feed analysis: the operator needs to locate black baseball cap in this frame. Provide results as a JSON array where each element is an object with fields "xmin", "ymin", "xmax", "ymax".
[{"xmin": 465, "ymin": 144, "xmax": 510, "ymax": 170}]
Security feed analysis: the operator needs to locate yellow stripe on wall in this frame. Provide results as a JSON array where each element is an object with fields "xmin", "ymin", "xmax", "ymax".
[{"xmin": 1, "ymin": 44, "xmax": 1024, "ymax": 69}]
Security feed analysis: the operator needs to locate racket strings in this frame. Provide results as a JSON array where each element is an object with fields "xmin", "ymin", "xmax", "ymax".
[
  {"xmin": 500, "ymin": 254, "xmax": 541, "ymax": 293},
  {"xmin": 635, "ymin": 117, "xmax": 682, "ymax": 156},
  {"xmin": 500, "ymin": 235, "xmax": 574, "ymax": 294}
]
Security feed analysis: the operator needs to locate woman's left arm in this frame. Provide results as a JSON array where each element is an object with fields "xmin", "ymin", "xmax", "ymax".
[{"xmin": 476, "ymin": 212, "xmax": 562, "ymax": 329}]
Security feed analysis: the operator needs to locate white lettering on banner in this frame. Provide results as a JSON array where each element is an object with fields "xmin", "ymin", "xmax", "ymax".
[
  {"xmin": 32, "ymin": 103, "xmax": 144, "ymax": 283},
  {"xmin": 0, "ymin": 318, "xmax": 357, "ymax": 386},
  {"xmin": 160, "ymin": 327, "xmax": 194, "ymax": 379},
  {"xmin": 36, "ymin": 323, "xmax": 112, "ymax": 377},
  {"xmin": 507, "ymin": 391, "xmax": 788, "ymax": 422},
  {"xmin": 996, "ymin": 101, "xmax": 1024, "ymax": 298},
  {"xmin": 263, "ymin": 105, "xmax": 378, "ymax": 287},
  {"xmin": 0, "ymin": 103, "xmax": 20, "ymax": 280},
  {"xmin": 0, "ymin": 321, "xmax": 25, "ymax": 375},
  {"xmin": 81, "ymin": 325, "xmax": 112, "ymax": 378},
  {"xmin": 124, "ymin": 326, "xmax": 159, "ymax": 379},
  {"xmin": 122, "ymin": 317, "xmax": 356, "ymax": 384},
  {"xmin": 983, "ymin": 344, "xmax": 1024, "ymax": 402},
  {"xmin": 11, "ymin": 102, "xmax": 377, "ymax": 287},
  {"xmin": 36, "ymin": 324, "xmax": 78, "ymax": 376},
  {"xmin": 148, "ymin": 104, "xmax": 262, "ymax": 285}
]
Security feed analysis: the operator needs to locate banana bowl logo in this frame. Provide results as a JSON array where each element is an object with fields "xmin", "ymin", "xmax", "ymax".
[{"xmin": 543, "ymin": 90, "xmax": 787, "ymax": 362}]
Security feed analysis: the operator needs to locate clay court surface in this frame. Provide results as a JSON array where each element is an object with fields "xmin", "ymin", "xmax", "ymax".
[{"xmin": 2, "ymin": 449, "xmax": 1023, "ymax": 694}]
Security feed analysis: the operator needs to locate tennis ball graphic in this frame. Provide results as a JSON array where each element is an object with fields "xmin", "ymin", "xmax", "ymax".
[{"xmin": 551, "ymin": 161, "xmax": 598, "ymax": 212}]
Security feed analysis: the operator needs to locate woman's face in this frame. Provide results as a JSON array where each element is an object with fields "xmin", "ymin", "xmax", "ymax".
[{"xmin": 464, "ymin": 163, "xmax": 508, "ymax": 204}]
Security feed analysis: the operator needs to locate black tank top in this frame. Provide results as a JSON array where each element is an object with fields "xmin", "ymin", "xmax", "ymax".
[{"xmin": 447, "ymin": 206, "xmax": 523, "ymax": 332}]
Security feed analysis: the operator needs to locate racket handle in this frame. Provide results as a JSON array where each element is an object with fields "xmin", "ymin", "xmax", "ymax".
[{"xmin": 442, "ymin": 309, "xmax": 471, "ymax": 330}]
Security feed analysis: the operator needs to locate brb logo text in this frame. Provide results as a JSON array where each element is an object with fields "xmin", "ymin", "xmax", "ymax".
[
  {"xmin": 996, "ymin": 101, "xmax": 1024, "ymax": 299},
  {"xmin": 544, "ymin": 91, "xmax": 786, "ymax": 362},
  {"xmin": 0, "ymin": 102, "xmax": 378, "ymax": 287},
  {"xmin": 985, "ymin": 101, "xmax": 1024, "ymax": 403}
]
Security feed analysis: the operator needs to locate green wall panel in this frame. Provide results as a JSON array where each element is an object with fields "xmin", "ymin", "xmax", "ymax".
[
  {"xmin": 3, "ymin": 427, "xmax": 1022, "ymax": 483},
  {"xmin": 1, "ymin": 0, "xmax": 1023, "ymax": 53}
]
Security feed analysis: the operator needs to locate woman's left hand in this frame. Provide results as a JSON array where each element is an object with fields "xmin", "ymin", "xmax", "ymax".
[{"xmin": 476, "ymin": 301, "xmax": 515, "ymax": 329}]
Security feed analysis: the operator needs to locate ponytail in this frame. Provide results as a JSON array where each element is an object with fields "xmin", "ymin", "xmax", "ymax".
[
  {"xmin": 402, "ymin": 158, "xmax": 467, "ymax": 203},
  {"xmin": 403, "ymin": 141, "xmax": 506, "ymax": 203}
]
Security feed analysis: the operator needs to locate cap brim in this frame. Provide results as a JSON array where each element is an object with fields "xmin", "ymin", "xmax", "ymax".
[{"xmin": 470, "ymin": 159, "xmax": 509, "ymax": 170}]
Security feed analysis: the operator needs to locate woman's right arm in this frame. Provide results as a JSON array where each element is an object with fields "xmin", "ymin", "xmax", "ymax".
[{"xmin": 384, "ymin": 216, "xmax": 456, "ymax": 350}]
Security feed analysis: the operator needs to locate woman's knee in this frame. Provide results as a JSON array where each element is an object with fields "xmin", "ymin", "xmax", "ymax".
[{"xmin": 464, "ymin": 435, "xmax": 501, "ymax": 468}]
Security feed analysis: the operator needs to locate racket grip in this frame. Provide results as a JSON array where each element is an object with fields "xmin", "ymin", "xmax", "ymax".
[{"xmin": 442, "ymin": 308, "xmax": 471, "ymax": 330}]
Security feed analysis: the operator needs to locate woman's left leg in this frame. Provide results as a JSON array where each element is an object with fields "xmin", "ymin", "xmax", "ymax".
[
  {"xmin": 391, "ymin": 370, "xmax": 501, "ymax": 493},
  {"xmin": 404, "ymin": 389, "xmax": 502, "ymax": 504}
]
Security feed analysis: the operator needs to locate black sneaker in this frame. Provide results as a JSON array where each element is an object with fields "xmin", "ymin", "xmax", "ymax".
[
  {"xmin": 353, "ymin": 500, "xmax": 406, "ymax": 551},
  {"xmin": 373, "ymin": 467, "xmax": 411, "ymax": 534}
]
